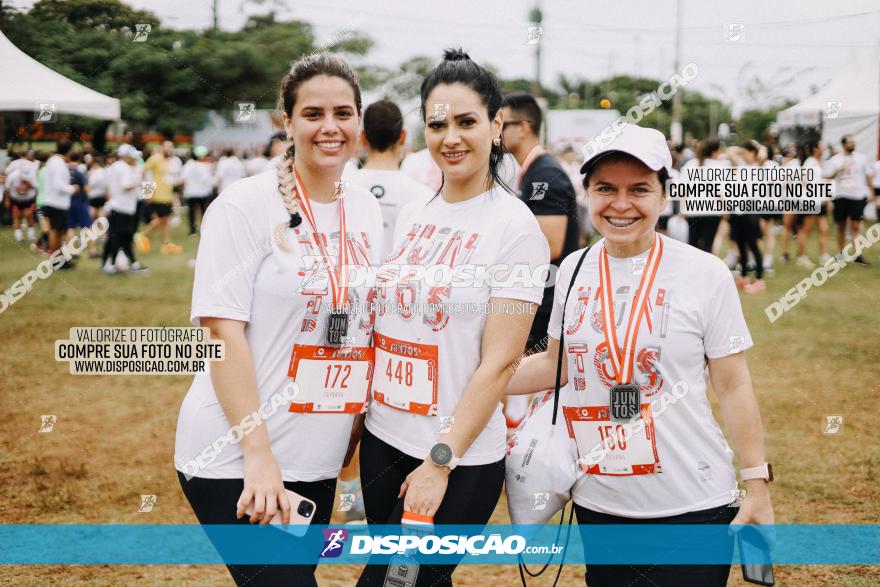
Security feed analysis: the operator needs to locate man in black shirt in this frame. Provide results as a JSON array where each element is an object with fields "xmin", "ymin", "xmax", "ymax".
[{"xmin": 502, "ymin": 92, "xmax": 580, "ymax": 352}]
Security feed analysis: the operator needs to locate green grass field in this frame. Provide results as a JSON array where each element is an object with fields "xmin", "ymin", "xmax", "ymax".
[{"xmin": 0, "ymin": 216, "xmax": 878, "ymax": 586}]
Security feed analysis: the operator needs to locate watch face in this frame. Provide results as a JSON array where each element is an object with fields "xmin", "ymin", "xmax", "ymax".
[{"xmin": 431, "ymin": 443, "xmax": 452, "ymax": 466}]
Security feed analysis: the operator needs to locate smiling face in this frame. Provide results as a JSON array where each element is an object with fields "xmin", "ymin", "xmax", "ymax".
[
  {"xmin": 424, "ymin": 83, "xmax": 501, "ymax": 188},
  {"xmin": 586, "ymin": 153, "xmax": 665, "ymax": 257},
  {"xmin": 282, "ymin": 74, "xmax": 360, "ymax": 172}
]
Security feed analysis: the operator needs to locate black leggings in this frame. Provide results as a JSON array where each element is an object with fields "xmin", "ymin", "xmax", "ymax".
[
  {"xmin": 574, "ymin": 502, "xmax": 737, "ymax": 587},
  {"xmin": 188, "ymin": 196, "xmax": 210, "ymax": 234},
  {"xmin": 102, "ymin": 211, "xmax": 136, "ymax": 266},
  {"xmin": 176, "ymin": 471, "xmax": 336, "ymax": 587},
  {"xmin": 730, "ymin": 215, "xmax": 764, "ymax": 279},
  {"xmin": 687, "ymin": 215, "xmax": 722, "ymax": 253},
  {"xmin": 356, "ymin": 427, "xmax": 505, "ymax": 586}
]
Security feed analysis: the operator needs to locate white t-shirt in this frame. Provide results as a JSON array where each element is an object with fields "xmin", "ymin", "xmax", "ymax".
[
  {"xmin": 400, "ymin": 149, "xmax": 442, "ymax": 191},
  {"xmin": 106, "ymin": 161, "xmax": 141, "ymax": 215},
  {"xmin": 87, "ymin": 167, "xmax": 108, "ymax": 199},
  {"xmin": 42, "ymin": 154, "xmax": 75, "ymax": 210},
  {"xmin": 872, "ymin": 160, "xmax": 880, "ymax": 189},
  {"xmin": 365, "ymin": 187, "xmax": 550, "ymax": 466},
  {"xmin": 245, "ymin": 156, "xmax": 269, "ymax": 177},
  {"xmin": 166, "ymin": 155, "xmax": 183, "ymax": 187},
  {"xmin": 175, "ymin": 172, "xmax": 384, "ymax": 482},
  {"xmin": 5, "ymin": 160, "xmax": 39, "ymax": 200},
  {"xmin": 344, "ymin": 168, "xmax": 435, "ymax": 253},
  {"xmin": 827, "ymin": 151, "xmax": 872, "ymax": 199},
  {"xmin": 182, "ymin": 160, "xmax": 215, "ymax": 198},
  {"xmin": 216, "ymin": 156, "xmax": 246, "ymax": 193},
  {"xmin": 548, "ymin": 235, "xmax": 751, "ymax": 518}
]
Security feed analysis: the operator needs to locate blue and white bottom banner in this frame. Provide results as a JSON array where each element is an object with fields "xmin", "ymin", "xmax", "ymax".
[{"xmin": 0, "ymin": 524, "xmax": 877, "ymax": 565}]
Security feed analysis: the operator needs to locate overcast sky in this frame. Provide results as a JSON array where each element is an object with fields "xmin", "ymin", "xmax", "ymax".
[{"xmin": 9, "ymin": 0, "xmax": 880, "ymax": 113}]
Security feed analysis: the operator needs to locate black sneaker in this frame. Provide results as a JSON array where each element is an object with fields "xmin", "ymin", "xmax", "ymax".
[{"xmin": 853, "ymin": 255, "xmax": 870, "ymax": 266}]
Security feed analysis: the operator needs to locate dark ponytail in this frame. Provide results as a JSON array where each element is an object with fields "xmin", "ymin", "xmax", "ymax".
[{"xmin": 420, "ymin": 48, "xmax": 513, "ymax": 195}]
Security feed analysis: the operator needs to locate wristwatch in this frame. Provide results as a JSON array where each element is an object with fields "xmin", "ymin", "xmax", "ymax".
[
  {"xmin": 429, "ymin": 442, "xmax": 461, "ymax": 471},
  {"xmin": 740, "ymin": 463, "xmax": 774, "ymax": 482}
]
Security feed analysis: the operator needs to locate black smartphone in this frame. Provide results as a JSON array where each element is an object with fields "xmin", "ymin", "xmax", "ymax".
[{"xmin": 737, "ymin": 526, "xmax": 775, "ymax": 586}]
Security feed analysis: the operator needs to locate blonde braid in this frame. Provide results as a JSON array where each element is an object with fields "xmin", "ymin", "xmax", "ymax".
[{"xmin": 274, "ymin": 143, "xmax": 299, "ymax": 252}]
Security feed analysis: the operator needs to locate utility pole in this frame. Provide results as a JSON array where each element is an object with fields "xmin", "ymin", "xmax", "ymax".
[
  {"xmin": 529, "ymin": 3, "xmax": 542, "ymax": 96},
  {"xmin": 212, "ymin": 0, "xmax": 219, "ymax": 32},
  {"xmin": 671, "ymin": 0, "xmax": 683, "ymax": 145},
  {"xmin": 529, "ymin": 3, "xmax": 547, "ymax": 144}
]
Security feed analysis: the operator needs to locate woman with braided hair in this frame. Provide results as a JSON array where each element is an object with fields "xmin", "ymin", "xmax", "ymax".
[{"xmin": 174, "ymin": 53, "xmax": 383, "ymax": 586}]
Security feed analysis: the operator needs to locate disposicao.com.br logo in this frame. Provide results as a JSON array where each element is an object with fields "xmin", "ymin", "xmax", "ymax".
[{"xmin": 347, "ymin": 533, "xmax": 549, "ymax": 556}]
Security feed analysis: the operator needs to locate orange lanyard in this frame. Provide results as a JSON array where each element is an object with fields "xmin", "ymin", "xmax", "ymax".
[
  {"xmin": 292, "ymin": 166, "xmax": 349, "ymax": 310},
  {"xmin": 597, "ymin": 235, "xmax": 663, "ymax": 385}
]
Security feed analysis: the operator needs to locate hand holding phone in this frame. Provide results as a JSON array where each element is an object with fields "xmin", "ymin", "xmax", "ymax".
[
  {"xmin": 736, "ymin": 525, "xmax": 775, "ymax": 586},
  {"xmin": 244, "ymin": 489, "xmax": 317, "ymax": 537}
]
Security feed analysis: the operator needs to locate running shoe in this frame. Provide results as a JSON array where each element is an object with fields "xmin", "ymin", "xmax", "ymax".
[
  {"xmin": 853, "ymin": 255, "xmax": 870, "ymax": 267},
  {"xmin": 102, "ymin": 264, "xmax": 122, "ymax": 275},
  {"xmin": 819, "ymin": 253, "xmax": 831, "ymax": 264},
  {"xmin": 796, "ymin": 255, "xmax": 815, "ymax": 269},
  {"xmin": 160, "ymin": 242, "xmax": 183, "ymax": 254},
  {"xmin": 134, "ymin": 232, "xmax": 151, "ymax": 254},
  {"xmin": 743, "ymin": 280, "xmax": 766, "ymax": 294},
  {"xmin": 129, "ymin": 261, "xmax": 150, "ymax": 274},
  {"xmin": 780, "ymin": 253, "xmax": 790, "ymax": 264}
]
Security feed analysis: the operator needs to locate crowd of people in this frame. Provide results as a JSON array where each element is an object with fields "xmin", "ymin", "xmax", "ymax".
[
  {"xmin": 0, "ymin": 134, "xmax": 290, "ymax": 274},
  {"xmin": 2, "ymin": 49, "xmax": 877, "ymax": 587}
]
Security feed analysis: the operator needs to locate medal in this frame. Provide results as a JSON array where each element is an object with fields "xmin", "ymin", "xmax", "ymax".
[
  {"xmin": 292, "ymin": 167, "xmax": 350, "ymax": 346},
  {"xmin": 609, "ymin": 383, "xmax": 640, "ymax": 421},
  {"xmin": 326, "ymin": 310, "xmax": 349, "ymax": 346},
  {"xmin": 598, "ymin": 235, "xmax": 664, "ymax": 423}
]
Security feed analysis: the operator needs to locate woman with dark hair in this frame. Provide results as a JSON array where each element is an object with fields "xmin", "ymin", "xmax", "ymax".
[
  {"xmin": 796, "ymin": 139, "xmax": 831, "ymax": 266},
  {"xmin": 727, "ymin": 141, "xmax": 767, "ymax": 292},
  {"xmin": 174, "ymin": 53, "xmax": 383, "ymax": 586},
  {"xmin": 357, "ymin": 49, "xmax": 550, "ymax": 586},
  {"xmin": 506, "ymin": 123, "xmax": 774, "ymax": 587}
]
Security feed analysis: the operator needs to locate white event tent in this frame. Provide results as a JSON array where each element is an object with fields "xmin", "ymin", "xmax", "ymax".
[
  {"xmin": 777, "ymin": 62, "xmax": 879, "ymax": 158},
  {"xmin": 0, "ymin": 29, "xmax": 120, "ymax": 120}
]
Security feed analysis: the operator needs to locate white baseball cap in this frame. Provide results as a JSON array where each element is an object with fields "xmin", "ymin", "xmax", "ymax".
[
  {"xmin": 117, "ymin": 144, "xmax": 140, "ymax": 159},
  {"xmin": 580, "ymin": 123, "xmax": 673, "ymax": 176}
]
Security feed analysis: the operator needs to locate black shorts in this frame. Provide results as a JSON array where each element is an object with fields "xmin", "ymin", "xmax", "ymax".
[
  {"xmin": 11, "ymin": 199, "xmax": 36, "ymax": 213},
  {"xmin": 150, "ymin": 203, "xmax": 173, "ymax": 218},
  {"xmin": 43, "ymin": 205, "xmax": 68, "ymax": 231},
  {"xmin": 89, "ymin": 196, "xmax": 106, "ymax": 208},
  {"xmin": 833, "ymin": 198, "xmax": 867, "ymax": 223}
]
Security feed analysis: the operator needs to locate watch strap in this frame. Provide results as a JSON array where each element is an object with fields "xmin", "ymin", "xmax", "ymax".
[{"xmin": 740, "ymin": 463, "xmax": 773, "ymax": 482}]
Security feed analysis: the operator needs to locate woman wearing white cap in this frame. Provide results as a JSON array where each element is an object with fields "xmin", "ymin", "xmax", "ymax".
[{"xmin": 505, "ymin": 123, "xmax": 773, "ymax": 586}]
